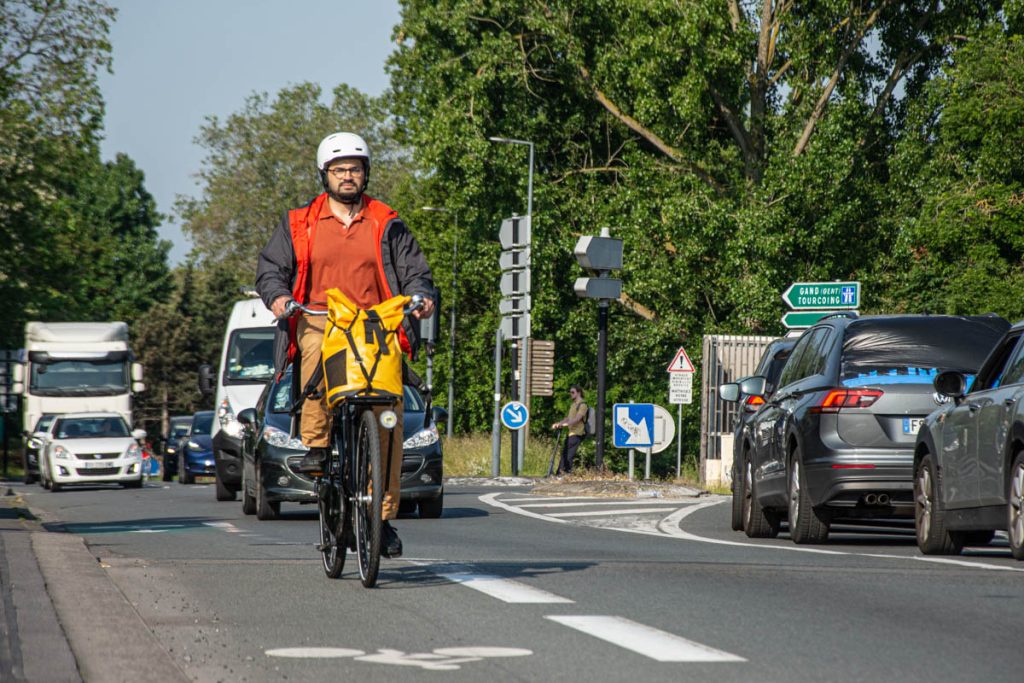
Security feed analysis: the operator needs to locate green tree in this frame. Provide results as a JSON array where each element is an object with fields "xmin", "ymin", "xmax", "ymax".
[{"xmin": 389, "ymin": 0, "xmax": 1003, "ymax": 468}]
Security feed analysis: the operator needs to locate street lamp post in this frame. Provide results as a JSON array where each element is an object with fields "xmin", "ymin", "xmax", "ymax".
[
  {"xmin": 421, "ymin": 206, "xmax": 457, "ymax": 439},
  {"xmin": 489, "ymin": 136, "xmax": 534, "ymax": 472}
]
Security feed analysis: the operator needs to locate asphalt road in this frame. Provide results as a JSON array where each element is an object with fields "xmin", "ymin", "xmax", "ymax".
[{"xmin": 9, "ymin": 478, "xmax": 1024, "ymax": 682}]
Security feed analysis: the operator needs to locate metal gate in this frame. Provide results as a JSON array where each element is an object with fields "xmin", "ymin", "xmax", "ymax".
[{"xmin": 699, "ymin": 335, "xmax": 777, "ymax": 484}]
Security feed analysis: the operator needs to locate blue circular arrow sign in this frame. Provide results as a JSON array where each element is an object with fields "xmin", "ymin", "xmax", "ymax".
[{"xmin": 500, "ymin": 401, "xmax": 529, "ymax": 430}]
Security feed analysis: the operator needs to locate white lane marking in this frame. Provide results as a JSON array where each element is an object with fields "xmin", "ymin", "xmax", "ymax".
[
  {"xmin": 657, "ymin": 503, "xmax": 1024, "ymax": 571},
  {"xmin": 546, "ymin": 616, "xmax": 745, "ymax": 663},
  {"xmin": 432, "ymin": 571, "xmax": 574, "ymax": 603},
  {"xmin": 485, "ymin": 493, "xmax": 1024, "ymax": 573},
  {"xmin": 548, "ymin": 507, "xmax": 683, "ymax": 518},
  {"xmin": 501, "ymin": 496, "xmax": 599, "ymax": 503},
  {"xmin": 267, "ymin": 647, "xmax": 364, "ymax": 658},
  {"xmin": 519, "ymin": 500, "xmax": 698, "ymax": 508},
  {"xmin": 479, "ymin": 492, "xmax": 568, "ymax": 524},
  {"xmin": 203, "ymin": 521, "xmax": 244, "ymax": 533}
]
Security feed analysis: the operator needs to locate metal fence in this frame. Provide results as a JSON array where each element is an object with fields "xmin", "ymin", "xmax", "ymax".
[{"xmin": 699, "ymin": 335, "xmax": 778, "ymax": 482}]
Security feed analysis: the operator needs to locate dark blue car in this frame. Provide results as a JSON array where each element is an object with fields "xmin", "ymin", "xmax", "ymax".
[{"xmin": 178, "ymin": 410, "xmax": 216, "ymax": 484}]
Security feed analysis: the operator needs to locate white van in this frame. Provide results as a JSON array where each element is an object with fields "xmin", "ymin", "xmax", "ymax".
[{"xmin": 202, "ymin": 296, "xmax": 277, "ymax": 501}]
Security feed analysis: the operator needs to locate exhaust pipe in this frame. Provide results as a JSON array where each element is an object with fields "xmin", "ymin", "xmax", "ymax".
[
  {"xmin": 864, "ymin": 493, "xmax": 878, "ymax": 505},
  {"xmin": 877, "ymin": 493, "xmax": 890, "ymax": 505}
]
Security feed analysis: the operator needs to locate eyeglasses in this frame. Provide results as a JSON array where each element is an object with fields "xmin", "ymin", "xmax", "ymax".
[{"xmin": 327, "ymin": 165, "xmax": 365, "ymax": 179}]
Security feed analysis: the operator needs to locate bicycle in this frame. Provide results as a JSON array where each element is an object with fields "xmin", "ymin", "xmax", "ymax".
[{"xmin": 282, "ymin": 293, "xmax": 424, "ymax": 588}]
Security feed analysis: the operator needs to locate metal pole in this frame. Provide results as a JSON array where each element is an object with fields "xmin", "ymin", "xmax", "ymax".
[
  {"xmin": 645, "ymin": 447, "xmax": 652, "ymax": 481},
  {"xmin": 491, "ymin": 327, "xmax": 503, "ymax": 477},
  {"xmin": 510, "ymin": 340, "xmax": 519, "ymax": 476},
  {"xmin": 447, "ymin": 233, "xmax": 457, "ymax": 439},
  {"xmin": 628, "ymin": 449, "xmax": 634, "ymax": 481},
  {"xmin": 595, "ymin": 300, "xmax": 609, "ymax": 469},
  {"xmin": 676, "ymin": 403, "xmax": 682, "ymax": 478},
  {"xmin": 518, "ymin": 336, "xmax": 528, "ymax": 472}
]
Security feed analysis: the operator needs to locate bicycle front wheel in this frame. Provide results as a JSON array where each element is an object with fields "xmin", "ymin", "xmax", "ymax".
[
  {"xmin": 353, "ymin": 408, "xmax": 383, "ymax": 587},
  {"xmin": 318, "ymin": 476, "xmax": 346, "ymax": 578}
]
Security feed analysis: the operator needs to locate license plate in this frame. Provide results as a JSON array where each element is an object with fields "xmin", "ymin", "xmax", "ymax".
[
  {"xmin": 903, "ymin": 417, "xmax": 924, "ymax": 434},
  {"xmin": 79, "ymin": 460, "xmax": 114, "ymax": 469}
]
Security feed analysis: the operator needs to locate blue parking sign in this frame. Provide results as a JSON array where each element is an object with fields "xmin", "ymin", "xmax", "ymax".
[{"xmin": 612, "ymin": 403, "xmax": 654, "ymax": 448}]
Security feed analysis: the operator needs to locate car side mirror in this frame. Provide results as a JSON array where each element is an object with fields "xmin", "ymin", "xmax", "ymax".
[
  {"xmin": 237, "ymin": 408, "xmax": 258, "ymax": 428},
  {"xmin": 934, "ymin": 371, "xmax": 966, "ymax": 400},
  {"xmin": 719, "ymin": 383, "xmax": 741, "ymax": 402},
  {"xmin": 739, "ymin": 376, "xmax": 767, "ymax": 397},
  {"xmin": 198, "ymin": 364, "xmax": 215, "ymax": 396},
  {"xmin": 431, "ymin": 406, "xmax": 448, "ymax": 427}
]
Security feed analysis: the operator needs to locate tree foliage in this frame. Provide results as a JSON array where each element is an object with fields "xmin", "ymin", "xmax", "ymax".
[{"xmin": 389, "ymin": 0, "xmax": 1013, "ymax": 470}]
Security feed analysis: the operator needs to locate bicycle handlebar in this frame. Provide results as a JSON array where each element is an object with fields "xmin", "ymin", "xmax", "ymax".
[{"xmin": 278, "ymin": 294, "xmax": 425, "ymax": 321}]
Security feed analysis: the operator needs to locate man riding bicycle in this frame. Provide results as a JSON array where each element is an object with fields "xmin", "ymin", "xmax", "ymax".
[{"xmin": 255, "ymin": 131, "xmax": 435, "ymax": 559}]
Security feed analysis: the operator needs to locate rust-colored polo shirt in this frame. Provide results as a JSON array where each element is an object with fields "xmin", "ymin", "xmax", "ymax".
[{"xmin": 306, "ymin": 199, "xmax": 385, "ymax": 310}]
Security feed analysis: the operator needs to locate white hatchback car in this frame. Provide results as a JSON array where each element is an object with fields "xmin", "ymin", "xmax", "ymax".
[{"xmin": 36, "ymin": 413, "xmax": 145, "ymax": 491}]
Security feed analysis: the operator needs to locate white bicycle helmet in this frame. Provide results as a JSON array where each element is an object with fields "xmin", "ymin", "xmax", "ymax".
[{"xmin": 316, "ymin": 132, "xmax": 371, "ymax": 172}]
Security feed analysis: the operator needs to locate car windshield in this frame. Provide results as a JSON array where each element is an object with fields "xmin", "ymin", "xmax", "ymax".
[
  {"xmin": 30, "ymin": 359, "xmax": 128, "ymax": 396},
  {"xmin": 225, "ymin": 328, "xmax": 275, "ymax": 382},
  {"xmin": 191, "ymin": 413, "xmax": 214, "ymax": 435},
  {"xmin": 55, "ymin": 417, "xmax": 130, "ymax": 439},
  {"xmin": 170, "ymin": 422, "xmax": 190, "ymax": 438},
  {"xmin": 269, "ymin": 373, "xmax": 426, "ymax": 413}
]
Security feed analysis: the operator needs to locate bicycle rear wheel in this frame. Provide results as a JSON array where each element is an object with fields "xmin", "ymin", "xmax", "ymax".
[
  {"xmin": 353, "ymin": 409, "xmax": 383, "ymax": 587},
  {"xmin": 318, "ymin": 476, "xmax": 346, "ymax": 578}
]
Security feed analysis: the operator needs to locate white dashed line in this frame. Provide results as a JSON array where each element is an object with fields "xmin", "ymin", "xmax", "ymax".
[
  {"xmin": 548, "ymin": 507, "xmax": 683, "ymax": 518},
  {"xmin": 545, "ymin": 615, "xmax": 745, "ymax": 663},
  {"xmin": 431, "ymin": 570, "xmax": 574, "ymax": 603}
]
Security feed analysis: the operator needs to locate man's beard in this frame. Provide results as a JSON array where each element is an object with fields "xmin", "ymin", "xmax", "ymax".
[{"xmin": 327, "ymin": 185, "xmax": 362, "ymax": 204}]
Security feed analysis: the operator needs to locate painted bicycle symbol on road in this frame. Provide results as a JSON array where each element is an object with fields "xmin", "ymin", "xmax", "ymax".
[{"xmin": 266, "ymin": 645, "xmax": 532, "ymax": 671}]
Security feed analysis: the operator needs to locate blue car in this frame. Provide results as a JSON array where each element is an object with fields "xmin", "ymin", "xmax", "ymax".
[{"xmin": 178, "ymin": 411, "xmax": 216, "ymax": 484}]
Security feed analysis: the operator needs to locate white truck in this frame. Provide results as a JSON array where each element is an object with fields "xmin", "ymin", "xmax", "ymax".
[
  {"xmin": 12, "ymin": 322, "xmax": 145, "ymax": 434},
  {"xmin": 198, "ymin": 296, "xmax": 277, "ymax": 501}
]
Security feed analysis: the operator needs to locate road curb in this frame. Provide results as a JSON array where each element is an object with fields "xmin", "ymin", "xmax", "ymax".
[{"xmin": 32, "ymin": 530, "xmax": 189, "ymax": 682}]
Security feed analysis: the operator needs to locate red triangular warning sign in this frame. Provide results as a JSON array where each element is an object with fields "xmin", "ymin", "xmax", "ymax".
[{"xmin": 666, "ymin": 347, "xmax": 695, "ymax": 373}]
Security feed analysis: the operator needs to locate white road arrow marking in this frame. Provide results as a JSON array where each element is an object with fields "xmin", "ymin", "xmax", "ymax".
[{"xmin": 615, "ymin": 408, "xmax": 650, "ymax": 445}]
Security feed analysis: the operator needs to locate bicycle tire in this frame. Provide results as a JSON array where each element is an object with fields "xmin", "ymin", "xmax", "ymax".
[
  {"xmin": 318, "ymin": 476, "xmax": 346, "ymax": 578},
  {"xmin": 353, "ymin": 408, "xmax": 383, "ymax": 588}
]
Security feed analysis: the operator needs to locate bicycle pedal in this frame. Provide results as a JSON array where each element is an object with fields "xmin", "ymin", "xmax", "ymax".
[{"xmin": 314, "ymin": 542, "xmax": 332, "ymax": 551}]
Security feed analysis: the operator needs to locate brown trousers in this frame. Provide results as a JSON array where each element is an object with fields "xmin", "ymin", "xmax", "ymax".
[{"xmin": 298, "ymin": 314, "xmax": 404, "ymax": 520}]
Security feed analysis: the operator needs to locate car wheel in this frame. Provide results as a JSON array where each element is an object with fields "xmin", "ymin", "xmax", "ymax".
[
  {"xmin": 730, "ymin": 449, "xmax": 746, "ymax": 531},
  {"xmin": 50, "ymin": 479, "xmax": 61, "ymax": 492},
  {"xmin": 255, "ymin": 461, "xmax": 280, "ymax": 520},
  {"xmin": 744, "ymin": 453, "xmax": 779, "ymax": 538},
  {"xmin": 788, "ymin": 455, "xmax": 830, "ymax": 544},
  {"xmin": 419, "ymin": 492, "xmax": 444, "ymax": 519},
  {"xmin": 124, "ymin": 476, "xmax": 143, "ymax": 489},
  {"xmin": 915, "ymin": 453, "xmax": 964, "ymax": 555},
  {"xmin": 162, "ymin": 457, "xmax": 172, "ymax": 482},
  {"xmin": 215, "ymin": 470, "xmax": 236, "ymax": 501},
  {"xmin": 1008, "ymin": 452, "xmax": 1024, "ymax": 561},
  {"xmin": 398, "ymin": 500, "xmax": 417, "ymax": 515},
  {"xmin": 241, "ymin": 464, "xmax": 256, "ymax": 515}
]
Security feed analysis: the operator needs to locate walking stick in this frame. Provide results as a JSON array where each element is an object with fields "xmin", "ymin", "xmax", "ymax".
[{"xmin": 546, "ymin": 428, "xmax": 564, "ymax": 477}]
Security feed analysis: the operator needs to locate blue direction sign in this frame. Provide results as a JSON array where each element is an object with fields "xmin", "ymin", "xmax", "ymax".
[
  {"xmin": 612, "ymin": 403, "xmax": 654, "ymax": 448},
  {"xmin": 500, "ymin": 401, "xmax": 530, "ymax": 430},
  {"xmin": 782, "ymin": 281, "xmax": 860, "ymax": 309}
]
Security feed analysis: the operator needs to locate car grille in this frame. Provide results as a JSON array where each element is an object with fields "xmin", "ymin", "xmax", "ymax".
[
  {"xmin": 75, "ymin": 452, "xmax": 120, "ymax": 461},
  {"xmin": 75, "ymin": 467, "xmax": 120, "ymax": 476},
  {"xmin": 401, "ymin": 455, "xmax": 424, "ymax": 475}
]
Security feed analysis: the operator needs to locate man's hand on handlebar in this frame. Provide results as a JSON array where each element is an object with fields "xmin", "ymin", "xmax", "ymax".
[
  {"xmin": 411, "ymin": 297, "xmax": 435, "ymax": 320},
  {"xmin": 271, "ymin": 295, "xmax": 292, "ymax": 319}
]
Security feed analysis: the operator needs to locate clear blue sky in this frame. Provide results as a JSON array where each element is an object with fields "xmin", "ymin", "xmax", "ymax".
[{"xmin": 98, "ymin": 1, "xmax": 402, "ymax": 264}]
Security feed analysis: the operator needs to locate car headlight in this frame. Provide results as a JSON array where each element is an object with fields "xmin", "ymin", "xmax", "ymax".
[
  {"xmin": 53, "ymin": 445, "xmax": 70, "ymax": 460},
  {"xmin": 167, "ymin": 447, "xmax": 176, "ymax": 453},
  {"xmin": 403, "ymin": 425, "xmax": 439, "ymax": 450},
  {"xmin": 125, "ymin": 443, "xmax": 141, "ymax": 460},
  {"xmin": 262, "ymin": 425, "xmax": 309, "ymax": 451},
  {"xmin": 218, "ymin": 398, "xmax": 245, "ymax": 438},
  {"xmin": 187, "ymin": 440, "xmax": 202, "ymax": 449}
]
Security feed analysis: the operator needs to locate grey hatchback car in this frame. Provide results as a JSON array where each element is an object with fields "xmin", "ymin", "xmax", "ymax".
[
  {"xmin": 739, "ymin": 313, "xmax": 1007, "ymax": 544},
  {"xmin": 914, "ymin": 320, "xmax": 1024, "ymax": 560}
]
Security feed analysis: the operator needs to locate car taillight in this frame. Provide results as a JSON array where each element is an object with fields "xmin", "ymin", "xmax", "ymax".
[
  {"xmin": 743, "ymin": 395, "xmax": 765, "ymax": 413},
  {"xmin": 811, "ymin": 388, "xmax": 883, "ymax": 413}
]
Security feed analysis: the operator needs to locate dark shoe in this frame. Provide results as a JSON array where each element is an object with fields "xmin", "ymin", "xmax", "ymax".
[
  {"xmin": 381, "ymin": 521, "xmax": 403, "ymax": 558},
  {"xmin": 297, "ymin": 447, "xmax": 328, "ymax": 474}
]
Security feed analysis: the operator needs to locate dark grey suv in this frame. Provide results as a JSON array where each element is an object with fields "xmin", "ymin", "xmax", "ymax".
[
  {"xmin": 739, "ymin": 313, "xmax": 1007, "ymax": 544},
  {"xmin": 915, "ymin": 321, "xmax": 1024, "ymax": 560}
]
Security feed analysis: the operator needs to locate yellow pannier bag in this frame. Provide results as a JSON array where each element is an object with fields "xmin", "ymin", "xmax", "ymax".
[{"xmin": 321, "ymin": 288, "xmax": 410, "ymax": 407}]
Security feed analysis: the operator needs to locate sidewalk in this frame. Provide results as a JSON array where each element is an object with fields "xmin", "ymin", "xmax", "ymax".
[{"xmin": 0, "ymin": 483, "xmax": 188, "ymax": 682}]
